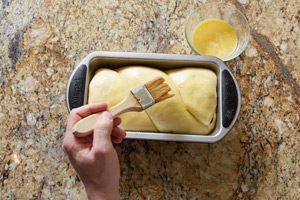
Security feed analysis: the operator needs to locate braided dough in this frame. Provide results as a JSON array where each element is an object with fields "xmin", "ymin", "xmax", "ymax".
[{"xmin": 88, "ymin": 66, "xmax": 217, "ymax": 134}]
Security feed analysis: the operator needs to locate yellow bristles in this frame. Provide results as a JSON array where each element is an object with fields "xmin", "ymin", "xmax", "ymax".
[{"xmin": 144, "ymin": 77, "xmax": 174, "ymax": 103}]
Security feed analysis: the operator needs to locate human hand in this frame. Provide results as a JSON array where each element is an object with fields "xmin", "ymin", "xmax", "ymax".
[{"xmin": 63, "ymin": 103, "xmax": 126, "ymax": 200}]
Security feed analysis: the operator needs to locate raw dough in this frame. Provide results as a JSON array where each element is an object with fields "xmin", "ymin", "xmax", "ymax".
[{"xmin": 88, "ymin": 66, "xmax": 217, "ymax": 134}]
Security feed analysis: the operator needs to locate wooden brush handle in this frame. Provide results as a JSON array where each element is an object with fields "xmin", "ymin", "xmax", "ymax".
[
  {"xmin": 73, "ymin": 94, "xmax": 141, "ymax": 137},
  {"xmin": 72, "ymin": 114, "xmax": 100, "ymax": 137},
  {"xmin": 110, "ymin": 94, "xmax": 137, "ymax": 117}
]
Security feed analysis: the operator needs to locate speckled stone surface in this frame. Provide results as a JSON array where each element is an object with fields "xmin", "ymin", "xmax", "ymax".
[{"xmin": 0, "ymin": 0, "xmax": 299, "ymax": 199}]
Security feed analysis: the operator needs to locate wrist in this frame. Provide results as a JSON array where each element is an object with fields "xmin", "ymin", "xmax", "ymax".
[{"xmin": 85, "ymin": 184, "xmax": 119, "ymax": 200}]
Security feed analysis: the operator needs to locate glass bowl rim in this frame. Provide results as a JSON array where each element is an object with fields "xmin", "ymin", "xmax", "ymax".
[{"xmin": 184, "ymin": 2, "xmax": 250, "ymax": 61}]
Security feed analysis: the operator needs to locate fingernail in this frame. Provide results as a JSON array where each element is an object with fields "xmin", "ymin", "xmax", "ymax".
[{"xmin": 99, "ymin": 103, "xmax": 107, "ymax": 108}]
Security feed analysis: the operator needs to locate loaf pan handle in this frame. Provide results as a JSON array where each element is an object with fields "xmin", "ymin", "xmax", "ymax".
[
  {"xmin": 67, "ymin": 64, "xmax": 87, "ymax": 110},
  {"xmin": 221, "ymin": 70, "xmax": 239, "ymax": 128}
]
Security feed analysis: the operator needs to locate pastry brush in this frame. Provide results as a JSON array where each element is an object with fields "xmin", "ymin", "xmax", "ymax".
[{"xmin": 72, "ymin": 77, "xmax": 174, "ymax": 137}]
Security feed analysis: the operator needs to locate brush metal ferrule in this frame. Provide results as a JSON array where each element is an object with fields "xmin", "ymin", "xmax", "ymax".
[{"xmin": 131, "ymin": 85, "xmax": 155, "ymax": 110}]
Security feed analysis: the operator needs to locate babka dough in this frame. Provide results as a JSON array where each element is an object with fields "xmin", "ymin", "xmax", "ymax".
[{"xmin": 88, "ymin": 66, "xmax": 217, "ymax": 134}]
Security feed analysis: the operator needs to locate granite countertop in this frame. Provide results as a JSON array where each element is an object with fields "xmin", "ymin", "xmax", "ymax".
[{"xmin": 0, "ymin": 0, "xmax": 299, "ymax": 199}]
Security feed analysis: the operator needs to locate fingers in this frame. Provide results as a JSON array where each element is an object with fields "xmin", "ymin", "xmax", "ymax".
[
  {"xmin": 111, "ymin": 136, "xmax": 123, "ymax": 144},
  {"xmin": 67, "ymin": 103, "xmax": 108, "ymax": 128},
  {"xmin": 64, "ymin": 103, "xmax": 108, "ymax": 156},
  {"xmin": 72, "ymin": 103, "xmax": 108, "ymax": 118},
  {"xmin": 113, "ymin": 117, "xmax": 121, "ymax": 127},
  {"xmin": 64, "ymin": 106, "xmax": 125, "ymax": 157},
  {"xmin": 70, "ymin": 103, "xmax": 107, "ymax": 122},
  {"xmin": 92, "ymin": 111, "xmax": 114, "ymax": 151},
  {"xmin": 112, "ymin": 118, "xmax": 125, "ymax": 143},
  {"xmin": 111, "ymin": 127, "xmax": 126, "ymax": 144}
]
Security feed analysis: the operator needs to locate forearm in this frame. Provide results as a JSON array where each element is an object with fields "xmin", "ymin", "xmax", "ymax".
[{"xmin": 85, "ymin": 185, "xmax": 120, "ymax": 200}]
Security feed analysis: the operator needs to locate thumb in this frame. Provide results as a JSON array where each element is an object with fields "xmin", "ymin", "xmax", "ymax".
[{"xmin": 93, "ymin": 111, "xmax": 113, "ymax": 151}]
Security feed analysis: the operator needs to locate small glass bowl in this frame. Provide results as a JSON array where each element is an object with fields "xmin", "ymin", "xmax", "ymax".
[{"xmin": 185, "ymin": 3, "xmax": 250, "ymax": 61}]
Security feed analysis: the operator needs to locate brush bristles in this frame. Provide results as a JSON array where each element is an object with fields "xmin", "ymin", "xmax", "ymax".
[{"xmin": 144, "ymin": 77, "xmax": 174, "ymax": 103}]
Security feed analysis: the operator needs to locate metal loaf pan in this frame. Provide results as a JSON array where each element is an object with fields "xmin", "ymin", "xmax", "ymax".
[{"xmin": 66, "ymin": 51, "xmax": 241, "ymax": 143}]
